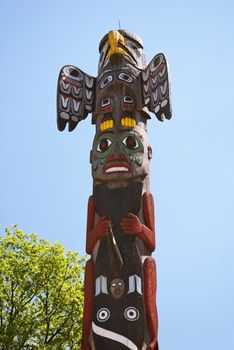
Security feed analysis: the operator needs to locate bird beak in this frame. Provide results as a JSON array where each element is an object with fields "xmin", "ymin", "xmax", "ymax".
[{"xmin": 104, "ymin": 30, "xmax": 131, "ymax": 62}]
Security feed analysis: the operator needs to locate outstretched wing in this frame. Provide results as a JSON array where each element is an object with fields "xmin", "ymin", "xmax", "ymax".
[
  {"xmin": 142, "ymin": 53, "xmax": 172, "ymax": 121},
  {"xmin": 57, "ymin": 65, "xmax": 96, "ymax": 131}
]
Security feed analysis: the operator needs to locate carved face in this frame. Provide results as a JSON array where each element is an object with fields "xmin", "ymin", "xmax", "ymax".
[
  {"xmin": 110, "ymin": 278, "xmax": 125, "ymax": 299},
  {"xmin": 91, "ymin": 124, "xmax": 151, "ymax": 184}
]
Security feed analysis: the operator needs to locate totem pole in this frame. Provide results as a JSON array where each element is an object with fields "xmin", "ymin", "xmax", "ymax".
[{"xmin": 57, "ymin": 30, "xmax": 172, "ymax": 350}]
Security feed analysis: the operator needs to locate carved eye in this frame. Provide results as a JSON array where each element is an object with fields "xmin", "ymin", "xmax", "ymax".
[
  {"xmin": 122, "ymin": 136, "xmax": 139, "ymax": 150},
  {"xmin": 97, "ymin": 138, "xmax": 112, "ymax": 152},
  {"xmin": 118, "ymin": 73, "xmax": 133, "ymax": 83},
  {"xmin": 150, "ymin": 54, "xmax": 163, "ymax": 72},
  {"xmin": 124, "ymin": 96, "xmax": 133, "ymax": 103},
  {"xmin": 97, "ymin": 308, "xmax": 110, "ymax": 322},
  {"xmin": 124, "ymin": 307, "xmax": 139, "ymax": 321},
  {"xmin": 100, "ymin": 75, "xmax": 113, "ymax": 89},
  {"xmin": 63, "ymin": 66, "xmax": 83, "ymax": 82},
  {"xmin": 102, "ymin": 98, "xmax": 111, "ymax": 107},
  {"xmin": 129, "ymin": 42, "xmax": 138, "ymax": 50}
]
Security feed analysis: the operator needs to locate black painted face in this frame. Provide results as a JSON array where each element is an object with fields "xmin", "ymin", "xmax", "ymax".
[
  {"xmin": 110, "ymin": 279, "xmax": 125, "ymax": 299},
  {"xmin": 91, "ymin": 126, "xmax": 150, "ymax": 184}
]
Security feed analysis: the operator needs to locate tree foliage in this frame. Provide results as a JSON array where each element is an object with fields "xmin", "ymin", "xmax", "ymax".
[{"xmin": 0, "ymin": 226, "xmax": 85, "ymax": 349}]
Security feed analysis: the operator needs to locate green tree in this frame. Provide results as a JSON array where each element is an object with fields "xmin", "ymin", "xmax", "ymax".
[{"xmin": 0, "ymin": 226, "xmax": 85, "ymax": 350}]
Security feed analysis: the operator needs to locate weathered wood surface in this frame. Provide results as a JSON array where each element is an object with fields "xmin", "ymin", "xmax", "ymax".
[{"xmin": 57, "ymin": 29, "xmax": 172, "ymax": 350}]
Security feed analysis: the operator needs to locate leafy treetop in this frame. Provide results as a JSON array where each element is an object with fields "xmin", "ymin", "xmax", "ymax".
[{"xmin": 0, "ymin": 226, "xmax": 85, "ymax": 350}]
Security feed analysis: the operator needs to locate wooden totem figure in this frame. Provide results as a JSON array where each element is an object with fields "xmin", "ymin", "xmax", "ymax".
[{"xmin": 57, "ymin": 30, "xmax": 172, "ymax": 350}]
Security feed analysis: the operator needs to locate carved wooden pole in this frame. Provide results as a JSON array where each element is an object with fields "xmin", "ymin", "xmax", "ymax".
[{"xmin": 57, "ymin": 29, "xmax": 172, "ymax": 350}]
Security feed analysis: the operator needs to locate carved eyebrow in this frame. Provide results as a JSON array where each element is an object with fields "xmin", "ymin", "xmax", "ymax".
[
  {"xmin": 121, "ymin": 116, "xmax": 136, "ymax": 128},
  {"xmin": 100, "ymin": 117, "xmax": 114, "ymax": 132}
]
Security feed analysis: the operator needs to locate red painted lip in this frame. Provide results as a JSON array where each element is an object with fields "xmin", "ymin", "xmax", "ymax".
[{"xmin": 104, "ymin": 162, "xmax": 132, "ymax": 174}]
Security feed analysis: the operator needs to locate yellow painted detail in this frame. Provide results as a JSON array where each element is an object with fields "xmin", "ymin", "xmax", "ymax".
[
  {"xmin": 105, "ymin": 30, "xmax": 130, "ymax": 62},
  {"xmin": 100, "ymin": 119, "xmax": 114, "ymax": 131},
  {"xmin": 120, "ymin": 117, "xmax": 136, "ymax": 128}
]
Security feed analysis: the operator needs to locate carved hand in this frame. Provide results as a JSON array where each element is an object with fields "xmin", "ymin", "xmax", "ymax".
[
  {"xmin": 93, "ymin": 216, "xmax": 111, "ymax": 240},
  {"xmin": 120, "ymin": 213, "xmax": 142, "ymax": 235}
]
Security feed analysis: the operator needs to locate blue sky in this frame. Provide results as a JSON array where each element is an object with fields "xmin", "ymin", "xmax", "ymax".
[{"xmin": 1, "ymin": 0, "xmax": 234, "ymax": 348}]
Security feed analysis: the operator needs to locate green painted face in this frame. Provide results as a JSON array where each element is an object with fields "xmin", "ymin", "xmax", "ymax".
[{"xmin": 91, "ymin": 128, "xmax": 149, "ymax": 184}]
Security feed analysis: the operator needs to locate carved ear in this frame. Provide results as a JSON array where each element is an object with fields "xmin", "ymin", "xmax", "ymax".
[
  {"xmin": 57, "ymin": 65, "xmax": 96, "ymax": 132},
  {"xmin": 147, "ymin": 146, "xmax": 153, "ymax": 160},
  {"xmin": 142, "ymin": 53, "xmax": 172, "ymax": 122},
  {"xmin": 89, "ymin": 150, "xmax": 93, "ymax": 164}
]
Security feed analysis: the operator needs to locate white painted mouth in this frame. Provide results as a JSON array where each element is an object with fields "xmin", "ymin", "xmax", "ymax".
[{"xmin": 105, "ymin": 166, "xmax": 129, "ymax": 173}]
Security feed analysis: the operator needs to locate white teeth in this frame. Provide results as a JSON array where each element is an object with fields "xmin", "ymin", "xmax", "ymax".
[{"xmin": 106, "ymin": 167, "xmax": 129, "ymax": 173}]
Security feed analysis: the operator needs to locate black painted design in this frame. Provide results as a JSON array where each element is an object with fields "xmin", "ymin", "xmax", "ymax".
[{"xmin": 93, "ymin": 182, "xmax": 145, "ymax": 349}]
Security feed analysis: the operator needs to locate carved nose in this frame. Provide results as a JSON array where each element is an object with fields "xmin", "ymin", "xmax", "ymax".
[
  {"xmin": 112, "ymin": 142, "xmax": 124, "ymax": 160},
  {"xmin": 118, "ymin": 152, "xmax": 127, "ymax": 161},
  {"xmin": 108, "ymin": 148, "xmax": 127, "ymax": 162}
]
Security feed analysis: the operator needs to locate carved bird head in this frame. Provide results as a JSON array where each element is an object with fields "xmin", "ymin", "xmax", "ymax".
[{"xmin": 98, "ymin": 30, "xmax": 147, "ymax": 73}]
